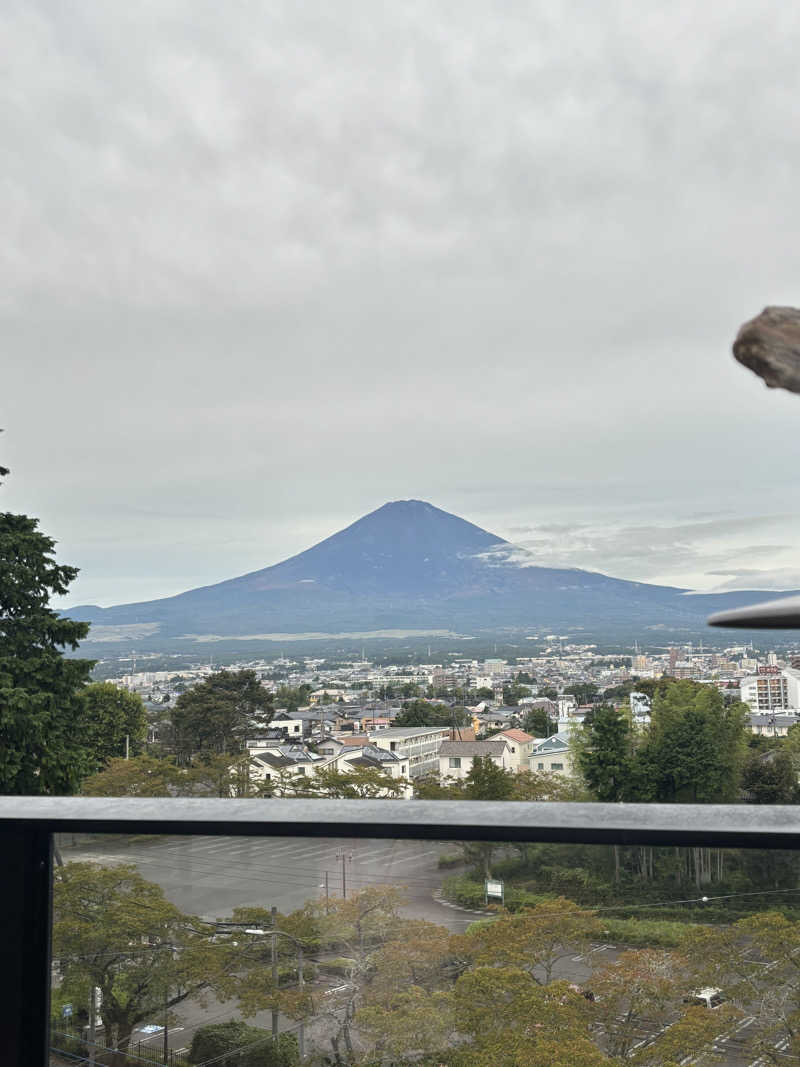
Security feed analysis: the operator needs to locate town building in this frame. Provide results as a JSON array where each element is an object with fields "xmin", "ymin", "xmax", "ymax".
[
  {"xmin": 367, "ymin": 726, "xmax": 450, "ymax": 778},
  {"xmin": 438, "ymin": 740, "xmax": 512, "ymax": 781}
]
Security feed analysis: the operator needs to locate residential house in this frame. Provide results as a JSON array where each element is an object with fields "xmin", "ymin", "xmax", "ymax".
[
  {"xmin": 494, "ymin": 728, "xmax": 538, "ymax": 772},
  {"xmin": 529, "ymin": 733, "xmax": 573, "ymax": 776},
  {"xmin": 749, "ymin": 713, "xmax": 798, "ymax": 738},
  {"xmin": 438, "ymin": 740, "xmax": 512, "ymax": 781}
]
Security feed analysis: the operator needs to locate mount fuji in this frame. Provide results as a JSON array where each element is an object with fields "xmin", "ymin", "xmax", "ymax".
[{"xmin": 66, "ymin": 500, "xmax": 794, "ymax": 647}]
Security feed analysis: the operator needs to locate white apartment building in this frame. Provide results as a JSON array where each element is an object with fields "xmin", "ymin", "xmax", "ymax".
[
  {"xmin": 368, "ymin": 726, "xmax": 450, "ymax": 778},
  {"xmin": 783, "ymin": 667, "xmax": 800, "ymax": 708},
  {"xmin": 740, "ymin": 672, "xmax": 789, "ymax": 713}
]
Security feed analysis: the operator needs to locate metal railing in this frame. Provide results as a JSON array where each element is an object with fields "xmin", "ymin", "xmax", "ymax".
[{"xmin": 3, "ymin": 795, "xmax": 800, "ymax": 1066}]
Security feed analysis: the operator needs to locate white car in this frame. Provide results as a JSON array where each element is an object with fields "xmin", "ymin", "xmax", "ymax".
[{"xmin": 684, "ymin": 987, "xmax": 726, "ymax": 1009}]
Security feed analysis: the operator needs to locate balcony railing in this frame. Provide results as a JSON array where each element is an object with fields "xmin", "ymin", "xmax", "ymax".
[{"xmin": 3, "ymin": 795, "xmax": 800, "ymax": 1066}]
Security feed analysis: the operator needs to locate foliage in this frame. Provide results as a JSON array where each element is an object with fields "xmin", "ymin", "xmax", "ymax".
[
  {"xmin": 601, "ymin": 916, "xmax": 693, "ymax": 948},
  {"xmin": 80, "ymin": 682, "xmax": 148, "ymax": 771},
  {"xmin": 644, "ymin": 682, "xmax": 749, "ymax": 802},
  {"xmin": 566, "ymin": 682, "xmax": 599, "ymax": 705},
  {"xmin": 395, "ymin": 699, "xmax": 467, "ymax": 727},
  {"xmin": 189, "ymin": 1022, "xmax": 298, "ymax": 1067},
  {"xmin": 578, "ymin": 705, "xmax": 637, "ymax": 802},
  {"xmin": 511, "ymin": 769, "xmax": 590, "ymax": 801},
  {"xmin": 272, "ymin": 684, "xmax": 312, "ymax": 713},
  {"xmin": 523, "ymin": 706, "xmax": 556, "ymax": 737},
  {"xmin": 502, "ymin": 681, "xmax": 531, "ymax": 706},
  {"xmin": 80, "ymin": 752, "xmax": 253, "ymax": 797},
  {"xmin": 53, "ymin": 862, "xmax": 226, "ymax": 1057},
  {"xmin": 457, "ymin": 898, "xmax": 603, "ymax": 984},
  {"xmin": 170, "ymin": 670, "xmax": 273, "ymax": 757},
  {"xmin": 0, "ymin": 509, "xmax": 95, "ymax": 794},
  {"xmin": 462, "ymin": 755, "xmax": 514, "ymax": 799},
  {"xmin": 741, "ymin": 747, "xmax": 799, "ymax": 803}
]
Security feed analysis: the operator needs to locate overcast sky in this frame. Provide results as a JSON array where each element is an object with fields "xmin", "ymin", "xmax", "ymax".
[{"xmin": 4, "ymin": 1, "xmax": 800, "ymax": 607}]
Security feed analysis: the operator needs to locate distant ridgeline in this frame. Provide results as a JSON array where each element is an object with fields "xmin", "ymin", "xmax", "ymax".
[{"xmin": 64, "ymin": 500, "xmax": 798, "ymax": 653}]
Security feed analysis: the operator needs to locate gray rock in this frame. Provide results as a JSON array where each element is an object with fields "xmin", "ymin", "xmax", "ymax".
[{"xmin": 733, "ymin": 306, "xmax": 800, "ymax": 394}]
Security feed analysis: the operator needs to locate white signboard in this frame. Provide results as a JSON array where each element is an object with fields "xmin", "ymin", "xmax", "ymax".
[{"xmin": 485, "ymin": 879, "xmax": 504, "ymax": 899}]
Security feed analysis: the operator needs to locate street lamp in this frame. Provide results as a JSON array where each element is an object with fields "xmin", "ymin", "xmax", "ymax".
[{"xmin": 221, "ymin": 913, "xmax": 308, "ymax": 1058}]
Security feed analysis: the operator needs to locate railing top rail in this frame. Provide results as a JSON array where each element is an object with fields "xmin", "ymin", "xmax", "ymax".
[{"xmin": 2, "ymin": 797, "xmax": 800, "ymax": 848}]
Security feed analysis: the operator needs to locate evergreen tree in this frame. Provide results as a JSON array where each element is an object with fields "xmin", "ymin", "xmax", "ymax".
[
  {"xmin": 170, "ymin": 669, "xmax": 273, "ymax": 757},
  {"xmin": 81, "ymin": 681, "xmax": 148, "ymax": 771},
  {"xmin": 578, "ymin": 705, "xmax": 638, "ymax": 802},
  {"xmin": 463, "ymin": 756, "xmax": 514, "ymax": 800},
  {"xmin": 0, "ymin": 490, "xmax": 95, "ymax": 793},
  {"xmin": 644, "ymin": 681, "xmax": 747, "ymax": 802}
]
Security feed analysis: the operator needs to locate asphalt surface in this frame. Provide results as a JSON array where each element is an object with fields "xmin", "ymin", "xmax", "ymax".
[
  {"xmin": 57, "ymin": 835, "xmax": 799, "ymax": 1064},
  {"xmin": 61, "ymin": 832, "xmax": 485, "ymax": 930}
]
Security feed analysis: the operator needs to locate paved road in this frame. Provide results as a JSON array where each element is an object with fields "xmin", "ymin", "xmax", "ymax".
[
  {"xmin": 61, "ymin": 833, "xmax": 487, "ymax": 931},
  {"xmin": 61, "ymin": 836, "xmax": 797, "ymax": 1065}
]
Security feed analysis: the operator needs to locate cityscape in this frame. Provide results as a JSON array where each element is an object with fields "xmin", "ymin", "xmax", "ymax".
[{"xmin": 5, "ymin": 1, "xmax": 800, "ymax": 1065}]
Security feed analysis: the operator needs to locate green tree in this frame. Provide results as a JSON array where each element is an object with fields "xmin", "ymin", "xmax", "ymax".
[
  {"xmin": 578, "ymin": 705, "xmax": 638, "ymax": 802},
  {"xmin": 645, "ymin": 681, "xmax": 748, "ymax": 802},
  {"xmin": 0, "ymin": 506, "xmax": 95, "ymax": 794},
  {"xmin": 53, "ymin": 863, "xmax": 226, "ymax": 1060},
  {"xmin": 463, "ymin": 755, "xmax": 514, "ymax": 800},
  {"xmin": 170, "ymin": 670, "xmax": 273, "ymax": 757},
  {"xmin": 273, "ymin": 684, "xmax": 312, "ymax": 713},
  {"xmin": 524, "ymin": 706, "xmax": 556, "ymax": 737},
  {"xmin": 189, "ymin": 1022, "xmax": 298, "ymax": 1067},
  {"xmin": 80, "ymin": 682, "xmax": 148, "ymax": 770},
  {"xmin": 395, "ymin": 699, "xmax": 468, "ymax": 728},
  {"xmin": 80, "ymin": 752, "xmax": 254, "ymax": 797},
  {"xmin": 566, "ymin": 683, "xmax": 599, "ymax": 705},
  {"xmin": 741, "ymin": 748, "xmax": 799, "ymax": 804},
  {"xmin": 502, "ymin": 682, "xmax": 531, "ymax": 706}
]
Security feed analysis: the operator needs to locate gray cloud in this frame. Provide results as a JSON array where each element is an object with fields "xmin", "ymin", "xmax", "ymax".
[{"xmin": 3, "ymin": 2, "xmax": 800, "ymax": 604}]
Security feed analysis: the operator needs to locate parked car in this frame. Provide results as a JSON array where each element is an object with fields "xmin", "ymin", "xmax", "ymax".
[{"xmin": 683, "ymin": 987, "xmax": 726, "ymax": 1009}]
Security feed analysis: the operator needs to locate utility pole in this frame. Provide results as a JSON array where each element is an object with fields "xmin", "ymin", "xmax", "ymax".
[
  {"xmin": 125, "ymin": 734, "xmax": 130, "ymax": 760},
  {"xmin": 324, "ymin": 870, "xmax": 329, "ymax": 913},
  {"xmin": 87, "ymin": 987, "xmax": 97, "ymax": 1064},
  {"xmin": 163, "ymin": 986, "xmax": 169, "ymax": 1064},
  {"xmin": 336, "ymin": 851, "xmax": 352, "ymax": 899},
  {"xmin": 271, "ymin": 905, "xmax": 279, "ymax": 1040}
]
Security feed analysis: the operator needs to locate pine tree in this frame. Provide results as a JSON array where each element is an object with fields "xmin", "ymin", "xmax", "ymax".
[{"xmin": 0, "ymin": 511, "xmax": 95, "ymax": 793}]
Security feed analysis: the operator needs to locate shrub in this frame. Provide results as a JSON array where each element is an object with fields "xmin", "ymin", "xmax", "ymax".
[
  {"xmin": 602, "ymin": 917, "xmax": 694, "ymax": 948},
  {"xmin": 189, "ymin": 1021, "xmax": 298, "ymax": 1066}
]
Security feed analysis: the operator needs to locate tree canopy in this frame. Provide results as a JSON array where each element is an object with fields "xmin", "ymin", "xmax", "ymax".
[
  {"xmin": 170, "ymin": 669, "xmax": 273, "ymax": 757},
  {"xmin": 0, "ymin": 509, "xmax": 95, "ymax": 794},
  {"xmin": 80, "ymin": 682, "xmax": 148, "ymax": 771}
]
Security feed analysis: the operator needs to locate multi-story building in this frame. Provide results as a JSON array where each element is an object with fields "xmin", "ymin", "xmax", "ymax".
[
  {"xmin": 368, "ymin": 726, "xmax": 449, "ymax": 778},
  {"xmin": 740, "ymin": 671, "xmax": 789, "ymax": 713}
]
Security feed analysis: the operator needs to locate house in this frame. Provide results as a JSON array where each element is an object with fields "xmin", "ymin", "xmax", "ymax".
[
  {"xmin": 449, "ymin": 726, "xmax": 477, "ymax": 742},
  {"xmin": 749, "ymin": 714, "xmax": 798, "ymax": 738},
  {"xmin": 335, "ymin": 743, "xmax": 413, "ymax": 797},
  {"xmin": 473, "ymin": 708, "xmax": 517, "ymax": 737},
  {"xmin": 529, "ymin": 733, "xmax": 573, "ymax": 776},
  {"xmin": 438, "ymin": 739, "xmax": 512, "ymax": 781},
  {"xmin": 368, "ymin": 726, "xmax": 450, "ymax": 778},
  {"xmin": 248, "ymin": 743, "xmax": 328, "ymax": 786},
  {"xmin": 494, "ymin": 728, "xmax": 538, "ymax": 771}
]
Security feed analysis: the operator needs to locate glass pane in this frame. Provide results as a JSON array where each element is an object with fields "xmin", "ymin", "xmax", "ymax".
[{"xmin": 49, "ymin": 832, "xmax": 800, "ymax": 1065}]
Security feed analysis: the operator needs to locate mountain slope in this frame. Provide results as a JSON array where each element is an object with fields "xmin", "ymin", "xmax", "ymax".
[{"xmin": 66, "ymin": 500, "xmax": 797, "ymax": 643}]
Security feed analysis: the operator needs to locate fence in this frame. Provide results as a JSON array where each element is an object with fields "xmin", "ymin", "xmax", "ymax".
[
  {"xmin": 50, "ymin": 1025, "xmax": 191, "ymax": 1067},
  {"xmin": 2, "ymin": 795, "xmax": 800, "ymax": 1066}
]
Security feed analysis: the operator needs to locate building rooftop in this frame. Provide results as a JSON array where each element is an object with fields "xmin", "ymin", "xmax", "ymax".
[{"xmin": 439, "ymin": 741, "xmax": 508, "ymax": 757}]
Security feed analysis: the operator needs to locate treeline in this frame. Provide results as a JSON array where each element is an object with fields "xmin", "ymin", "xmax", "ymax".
[{"xmin": 53, "ymin": 859, "xmax": 800, "ymax": 1066}]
